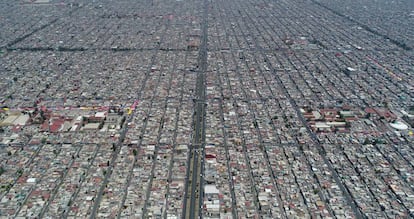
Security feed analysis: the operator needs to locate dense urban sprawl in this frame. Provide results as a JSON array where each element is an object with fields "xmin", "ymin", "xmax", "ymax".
[{"xmin": 0, "ymin": 0, "xmax": 413, "ymax": 218}]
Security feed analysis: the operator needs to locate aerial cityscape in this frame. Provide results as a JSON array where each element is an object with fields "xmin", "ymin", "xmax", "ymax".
[{"xmin": 0, "ymin": 0, "xmax": 413, "ymax": 218}]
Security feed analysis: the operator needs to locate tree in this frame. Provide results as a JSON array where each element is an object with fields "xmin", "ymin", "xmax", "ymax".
[
  {"xmin": 253, "ymin": 121, "xmax": 258, "ymax": 129},
  {"xmin": 363, "ymin": 137, "xmax": 370, "ymax": 145},
  {"xmin": 16, "ymin": 169, "xmax": 23, "ymax": 176}
]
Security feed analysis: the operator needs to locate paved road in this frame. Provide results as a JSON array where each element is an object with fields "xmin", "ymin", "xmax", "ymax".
[
  {"xmin": 183, "ymin": 0, "xmax": 208, "ymax": 218},
  {"xmin": 89, "ymin": 118, "xmax": 130, "ymax": 219}
]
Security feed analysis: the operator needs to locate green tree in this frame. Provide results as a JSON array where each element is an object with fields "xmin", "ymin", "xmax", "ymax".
[{"xmin": 363, "ymin": 137, "xmax": 370, "ymax": 145}]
